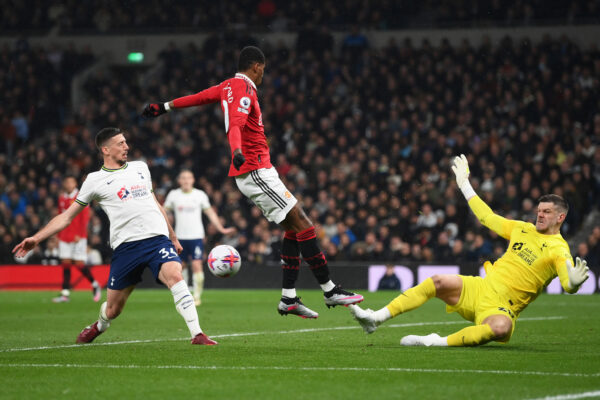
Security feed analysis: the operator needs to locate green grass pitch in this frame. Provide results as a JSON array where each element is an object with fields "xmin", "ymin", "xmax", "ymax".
[{"xmin": 1, "ymin": 289, "xmax": 599, "ymax": 399}]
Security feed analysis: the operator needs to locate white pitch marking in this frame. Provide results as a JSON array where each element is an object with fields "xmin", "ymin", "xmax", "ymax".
[
  {"xmin": 0, "ymin": 363, "xmax": 598, "ymax": 378},
  {"xmin": 526, "ymin": 390, "xmax": 600, "ymax": 400},
  {"xmin": 0, "ymin": 316, "xmax": 565, "ymax": 353}
]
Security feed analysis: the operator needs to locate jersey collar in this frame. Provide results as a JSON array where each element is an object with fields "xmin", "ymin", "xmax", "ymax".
[
  {"xmin": 235, "ymin": 73, "xmax": 257, "ymax": 90},
  {"xmin": 101, "ymin": 163, "xmax": 128, "ymax": 172}
]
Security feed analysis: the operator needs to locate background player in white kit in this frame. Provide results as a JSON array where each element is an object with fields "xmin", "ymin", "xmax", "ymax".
[
  {"xmin": 13, "ymin": 127, "xmax": 217, "ymax": 345},
  {"xmin": 164, "ymin": 169, "xmax": 235, "ymax": 305}
]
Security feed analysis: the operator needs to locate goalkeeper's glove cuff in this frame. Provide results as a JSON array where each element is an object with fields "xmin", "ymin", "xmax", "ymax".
[
  {"xmin": 458, "ymin": 180, "xmax": 476, "ymax": 200},
  {"xmin": 164, "ymin": 102, "xmax": 171, "ymax": 111}
]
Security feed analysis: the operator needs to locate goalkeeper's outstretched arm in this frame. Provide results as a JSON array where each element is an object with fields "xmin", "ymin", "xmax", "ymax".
[{"xmin": 451, "ymin": 154, "xmax": 517, "ymax": 239}]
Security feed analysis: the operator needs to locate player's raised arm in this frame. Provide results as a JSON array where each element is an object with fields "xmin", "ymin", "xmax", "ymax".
[
  {"xmin": 451, "ymin": 154, "xmax": 517, "ymax": 239},
  {"xmin": 13, "ymin": 201, "xmax": 86, "ymax": 257},
  {"xmin": 141, "ymin": 84, "xmax": 221, "ymax": 118}
]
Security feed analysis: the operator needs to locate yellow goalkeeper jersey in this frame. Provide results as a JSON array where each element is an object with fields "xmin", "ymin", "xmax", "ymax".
[{"xmin": 468, "ymin": 196, "xmax": 575, "ymax": 314}]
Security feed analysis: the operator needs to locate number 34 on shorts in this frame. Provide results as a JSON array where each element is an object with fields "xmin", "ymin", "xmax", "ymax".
[{"xmin": 159, "ymin": 247, "xmax": 178, "ymax": 259}]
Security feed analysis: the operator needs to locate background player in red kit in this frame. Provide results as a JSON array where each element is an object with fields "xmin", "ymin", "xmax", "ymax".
[
  {"xmin": 54, "ymin": 175, "xmax": 101, "ymax": 303},
  {"xmin": 143, "ymin": 46, "xmax": 363, "ymax": 318}
]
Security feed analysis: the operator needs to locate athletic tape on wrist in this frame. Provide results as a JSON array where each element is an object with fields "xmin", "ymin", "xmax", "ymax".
[{"xmin": 460, "ymin": 181, "xmax": 476, "ymax": 200}]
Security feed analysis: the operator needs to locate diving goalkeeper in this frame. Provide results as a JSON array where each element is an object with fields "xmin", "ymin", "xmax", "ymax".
[{"xmin": 349, "ymin": 154, "xmax": 590, "ymax": 346}]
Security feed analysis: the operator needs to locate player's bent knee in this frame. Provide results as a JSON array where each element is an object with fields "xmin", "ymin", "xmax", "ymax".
[
  {"xmin": 487, "ymin": 318, "xmax": 512, "ymax": 339},
  {"xmin": 431, "ymin": 274, "xmax": 444, "ymax": 290},
  {"xmin": 431, "ymin": 274, "xmax": 461, "ymax": 291},
  {"xmin": 160, "ymin": 261, "xmax": 184, "ymax": 288}
]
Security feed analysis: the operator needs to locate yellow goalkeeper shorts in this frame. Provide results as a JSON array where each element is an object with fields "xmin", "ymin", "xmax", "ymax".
[{"xmin": 446, "ymin": 275, "xmax": 518, "ymax": 343}]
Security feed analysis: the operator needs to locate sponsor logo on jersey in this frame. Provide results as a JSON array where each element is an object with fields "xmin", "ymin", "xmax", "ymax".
[
  {"xmin": 117, "ymin": 186, "xmax": 130, "ymax": 200},
  {"xmin": 130, "ymin": 184, "xmax": 149, "ymax": 199},
  {"xmin": 177, "ymin": 205, "xmax": 198, "ymax": 212}
]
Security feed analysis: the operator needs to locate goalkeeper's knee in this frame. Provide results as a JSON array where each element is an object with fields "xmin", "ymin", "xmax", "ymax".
[{"xmin": 486, "ymin": 316, "xmax": 512, "ymax": 340}]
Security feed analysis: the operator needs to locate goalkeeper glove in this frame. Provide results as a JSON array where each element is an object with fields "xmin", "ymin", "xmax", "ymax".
[
  {"xmin": 451, "ymin": 154, "xmax": 476, "ymax": 199},
  {"xmin": 142, "ymin": 102, "xmax": 170, "ymax": 118},
  {"xmin": 566, "ymin": 257, "xmax": 589, "ymax": 291},
  {"xmin": 232, "ymin": 150, "xmax": 246, "ymax": 170}
]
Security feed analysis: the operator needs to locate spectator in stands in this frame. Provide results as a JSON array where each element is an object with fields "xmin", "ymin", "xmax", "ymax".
[
  {"xmin": 1, "ymin": 33, "xmax": 599, "ymax": 267},
  {"xmin": 378, "ymin": 264, "xmax": 401, "ymax": 291}
]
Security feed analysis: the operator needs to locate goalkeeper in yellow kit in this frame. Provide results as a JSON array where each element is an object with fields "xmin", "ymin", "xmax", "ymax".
[{"xmin": 349, "ymin": 154, "xmax": 590, "ymax": 346}]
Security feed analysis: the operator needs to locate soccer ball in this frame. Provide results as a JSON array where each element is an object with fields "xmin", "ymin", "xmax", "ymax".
[{"xmin": 206, "ymin": 244, "xmax": 242, "ymax": 278}]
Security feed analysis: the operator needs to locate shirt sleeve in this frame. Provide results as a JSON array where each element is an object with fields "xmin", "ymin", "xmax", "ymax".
[
  {"xmin": 172, "ymin": 84, "xmax": 221, "ymax": 108},
  {"xmin": 224, "ymin": 80, "xmax": 252, "ymax": 153},
  {"xmin": 199, "ymin": 190, "xmax": 211, "ymax": 210},
  {"xmin": 76, "ymin": 177, "xmax": 96, "ymax": 206},
  {"xmin": 553, "ymin": 246, "xmax": 577, "ymax": 293},
  {"xmin": 467, "ymin": 195, "xmax": 521, "ymax": 240},
  {"xmin": 164, "ymin": 191, "xmax": 174, "ymax": 210},
  {"xmin": 140, "ymin": 162, "xmax": 153, "ymax": 192}
]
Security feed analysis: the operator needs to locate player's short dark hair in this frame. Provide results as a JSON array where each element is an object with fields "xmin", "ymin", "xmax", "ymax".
[
  {"xmin": 538, "ymin": 194, "xmax": 569, "ymax": 214},
  {"xmin": 95, "ymin": 127, "xmax": 123, "ymax": 150},
  {"xmin": 238, "ymin": 46, "xmax": 265, "ymax": 72},
  {"xmin": 178, "ymin": 169, "xmax": 193, "ymax": 177}
]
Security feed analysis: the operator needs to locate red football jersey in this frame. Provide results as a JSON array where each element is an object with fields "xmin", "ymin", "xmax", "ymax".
[
  {"xmin": 172, "ymin": 73, "xmax": 272, "ymax": 176},
  {"xmin": 57, "ymin": 189, "xmax": 89, "ymax": 242}
]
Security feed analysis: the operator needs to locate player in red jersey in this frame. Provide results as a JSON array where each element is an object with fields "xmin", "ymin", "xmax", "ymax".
[
  {"xmin": 53, "ymin": 176, "xmax": 101, "ymax": 303},
  {"xmin": 143, "ymin": 46, "xmax": 363, "ymax": 318}
]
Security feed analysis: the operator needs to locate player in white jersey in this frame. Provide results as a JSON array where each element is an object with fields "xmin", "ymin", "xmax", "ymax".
[
  {"xmin": 13, "ymin": 127, "xmax": 217, "ymax": 345},
  {"xmin": 165, "ymin": 169, "xmax": 235, "ymax": 305}
]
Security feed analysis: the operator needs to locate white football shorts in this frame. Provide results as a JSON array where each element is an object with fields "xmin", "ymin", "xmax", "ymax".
[
  {"xmin": 58, "ymin": 239, "xmax": 87, "ymax": 262},
  {"xmin": 235, "ymin": 167, "xmax": 297, "ymax": 224}
]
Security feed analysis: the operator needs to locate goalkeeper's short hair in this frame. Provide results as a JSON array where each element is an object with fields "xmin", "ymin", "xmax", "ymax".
[{"xmin": 537, "ymin": 194, "xmax": 569, "ymax": 214}]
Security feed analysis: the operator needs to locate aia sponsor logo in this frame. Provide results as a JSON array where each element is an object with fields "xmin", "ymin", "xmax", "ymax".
[{"xmin": 117, "ymin": 186, "xmax": 130, "ymax": 200}]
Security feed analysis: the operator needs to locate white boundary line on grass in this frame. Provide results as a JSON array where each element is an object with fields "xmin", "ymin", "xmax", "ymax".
[
  {"xmin": 526, "ymin": 390, "xmax": 600, "ymax": 400},
  {"xmin": 0, "ymin": 363, "xmax": 599, "ymax": 378},
  {"xmin": 0, "ymin": 315, "xmax": 565, "ymax": 354}
]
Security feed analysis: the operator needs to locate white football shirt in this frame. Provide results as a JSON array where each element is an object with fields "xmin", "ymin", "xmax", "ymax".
[
  {"xmin": 164, "ymin": 188, "xmax": 211, "ymax": 240},
  {"xmin": 75, "ymin": 161, "xmax": 169, "ymax": 249}
]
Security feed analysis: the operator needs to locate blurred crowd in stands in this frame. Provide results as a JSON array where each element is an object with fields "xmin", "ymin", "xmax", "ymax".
[
  {"xmin": 1, "ymin": 31, "xmax": 599, "ymax": 269},
  {"xmin": 2, "ymin": 0, "xmax": 599, "ymax": 34}
]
